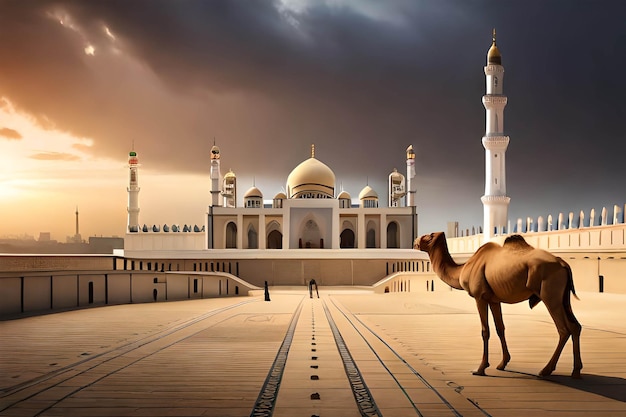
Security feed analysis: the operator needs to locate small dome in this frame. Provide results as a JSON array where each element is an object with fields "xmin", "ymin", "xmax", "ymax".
[
  {"xmin": 286, "ymin": 156, "xmax": 335, "ymax": 199},
  {"xmin": 337, "ymin": 190, "xmax": 351, "ymax": 200},
  {"xmin": 244, "ymin": 186, "xmax": 263, "ymax": 199},
  {"xmin": 274, "ymin": 192, "xmax": 287, "ymax": 199},
  {"xmin": 487, "ymin": 29, "xmax": 501, "ymax": 65},
  {"xmin": 389, "ymin": 168, "xmax": 403, "ymax": 179},
  {"xmin": 224, "ymin": 170, "xmax": 236, "ymax": 178},
  {"xmin": 359, "ymin": 185, "xmax": 378, "ymax": 200},
  {"xmin": 406, "ymin": 144, "xmax": 415, "ymax": 159}
]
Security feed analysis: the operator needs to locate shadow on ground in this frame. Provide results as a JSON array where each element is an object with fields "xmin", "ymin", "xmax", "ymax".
[
  {"xmin": 497, "ymin": 369, "xmax": 626, "ymax": 403},
  {"xmin": 546, "ymin": 374, "xmax": 626, "ymax": 403}
]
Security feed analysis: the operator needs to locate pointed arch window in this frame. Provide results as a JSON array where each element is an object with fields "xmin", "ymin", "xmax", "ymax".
[{"xmin": 247, "ymin": 225, "xmax": 258, "ymax": 249}]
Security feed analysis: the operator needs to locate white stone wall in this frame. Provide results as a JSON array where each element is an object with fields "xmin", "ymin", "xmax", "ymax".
[{"xmin": 125, "ymin": 232, "xmax": 206, "ymax": 251}]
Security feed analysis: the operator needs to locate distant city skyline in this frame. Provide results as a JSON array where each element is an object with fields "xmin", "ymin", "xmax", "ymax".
[{"xmin": 1, "ymin": 1, "xmax": 625, "ymax": 240}]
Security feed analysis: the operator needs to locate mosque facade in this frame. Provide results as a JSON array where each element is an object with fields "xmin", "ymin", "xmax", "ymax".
[{"xmin": 206, "ymin": 144, "xmax": 418, "ymax": 250}]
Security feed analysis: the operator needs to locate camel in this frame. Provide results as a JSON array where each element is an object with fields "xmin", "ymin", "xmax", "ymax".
[{"xmin": 414, "ymin": 232, "xmax": 582, "ymax": 378}]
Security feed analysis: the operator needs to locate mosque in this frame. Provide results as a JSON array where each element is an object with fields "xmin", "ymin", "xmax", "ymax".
[{"xmin": 204, "ymin": 143, "xmax": 418, "ymax": 250}]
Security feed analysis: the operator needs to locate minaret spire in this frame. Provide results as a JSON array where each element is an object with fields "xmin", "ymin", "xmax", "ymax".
[
  {"xmin": 406, "ymin": 144, "xmax": 416, "ymax": 207},
  {"xmin": 210, "ymin": 140, "xmax": 222, "ymax": 207},
  {"xmin": 311, "ymin": 144, "xmax": 315, "ymax": 158},
  {"xmin": 127, "ymin": 148, "xmax": 140, "ymax": 232},
  {"xmin": 481, "ymin": 28, "xmax": 510, "ymax": 240}
]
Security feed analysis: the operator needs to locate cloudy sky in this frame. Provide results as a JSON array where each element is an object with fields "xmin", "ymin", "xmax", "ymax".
[{"xmin": 1, "ymin": 0, "xmax": 625, "ymax": 241}]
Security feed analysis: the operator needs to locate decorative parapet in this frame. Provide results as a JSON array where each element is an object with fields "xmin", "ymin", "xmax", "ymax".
[
  {"xmin": 447, "ymin": 203, "xmax": 626, "ymax": 254},
  {"xmin": 131, "ymin": 224, "xmax": 205, "ymax": 233}
]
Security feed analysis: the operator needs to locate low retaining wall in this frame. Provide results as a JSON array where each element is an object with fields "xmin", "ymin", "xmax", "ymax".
[{"xmin": 0, "ymin": 271, "xmax": 259, "ymax": 319}]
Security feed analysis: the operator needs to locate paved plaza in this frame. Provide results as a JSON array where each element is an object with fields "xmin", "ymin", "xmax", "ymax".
[{"xmin": 1, "ymin": 287, "xmax": 625, "ymax": 416}]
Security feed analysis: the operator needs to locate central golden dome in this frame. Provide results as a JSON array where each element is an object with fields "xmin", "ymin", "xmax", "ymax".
[{"xmin": 286, "ymin": 149, "xmax": 335, "ymax": 199}]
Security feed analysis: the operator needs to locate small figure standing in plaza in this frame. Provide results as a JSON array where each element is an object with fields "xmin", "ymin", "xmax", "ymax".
[
  {"xmin": 264, "ymin": 281, "xmax": 271, "ymax": 302},
  {"xmin": 308, "ymin": 279, "xmax": 319, "ymax": 298}
]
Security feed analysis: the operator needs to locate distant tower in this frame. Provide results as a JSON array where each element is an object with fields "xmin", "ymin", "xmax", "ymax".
[
  {"xmin": 481, "ymin": 29, "xmax": 510, "ymax": 239},
  {"xmin": 222, "ymin": 169, "xmax": 237, "ymax": 208},
  {"xmin": 127, "ymin": 150, "xmax": 140, "ymax": 232},
  {"xmin": 388, "ymin": 168, "xmax": 406, "ymax": 207},
  {"xmin": 405, "ymin": 145, "xmax": 416, "ymax": 207},
  {"xmin": 74, "ymin": 206, "xmax": 82, "ymax": 243},
  {"xmin": 210, "ymin": 141, "xmax": 222, "ymax": 207}
]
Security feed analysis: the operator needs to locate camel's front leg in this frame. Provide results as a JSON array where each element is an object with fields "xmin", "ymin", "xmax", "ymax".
[
  {"xmin": 489, "ymin": 302, "xmax": 511, "ymax": 370},
  {"xmin": 473, "ymin": 299, "xmax": 490, "ymax": 376}
]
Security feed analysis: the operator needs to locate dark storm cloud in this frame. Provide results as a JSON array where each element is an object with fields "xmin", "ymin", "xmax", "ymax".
[
  {"xmin": 1, "ymin": 0, "xmax": 625, "ymax": 232},
  {"xmin": 0, "ymin": 127, "xmax": 22, "ymax": 140}
]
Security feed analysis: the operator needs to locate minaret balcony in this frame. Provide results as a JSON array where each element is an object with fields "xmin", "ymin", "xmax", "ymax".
[
  {"xmin": 482, "ymin": 135, "xmax": 510, "ymax": 150},
  {"xmin": 484, "ymin": 64, "xmax": 504, "ymax": 75},
  {"xmin": 481, "ymin": 195, "xmax": 511, "ymax": 203},
  {"xmin": 482, "ymin": 95, "xmax": 507, "ymax": 106}
]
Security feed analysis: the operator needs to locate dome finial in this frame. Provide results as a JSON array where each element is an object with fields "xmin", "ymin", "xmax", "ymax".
[
  {"xmin": 311, "ymin": 143, "xmax": 315, "ymax": 158},
  {"xmin": 487, "ymin": 28, "xmax": 502, "ymax": 65}
]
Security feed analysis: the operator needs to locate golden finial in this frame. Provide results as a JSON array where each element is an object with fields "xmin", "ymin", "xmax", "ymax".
[
  {"xmin": 311, "ymin": 144, "xmax": 315, "ymax": 158},
  {"xmin": 487, "ymin": 28, "xmax": 501, "ymax": 65}
]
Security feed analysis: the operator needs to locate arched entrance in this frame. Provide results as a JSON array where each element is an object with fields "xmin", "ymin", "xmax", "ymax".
[
  {"xmin": 226, "ymin": 222, "xmax": 237, "ymax": 248},
  {"xmin": 267, "ymin": 230, "xmax": 283, "ymax": 249},
  {"xmin": 387, "ymin": 221, "xmax": 399, "ymax": 248},
  {"xmin": 340, "ymin": 229, "xmax": 355, "ymax": 248}
]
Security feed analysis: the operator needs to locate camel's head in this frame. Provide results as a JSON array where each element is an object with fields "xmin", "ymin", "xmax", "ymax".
[{"xmin": 414, "ymin": 232, "xmax": 445, "ymax": 252}]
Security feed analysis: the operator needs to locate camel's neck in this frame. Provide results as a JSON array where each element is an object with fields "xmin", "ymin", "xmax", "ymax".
[{"xmin": 428, "ymin": 239, "xmax": 464, "ymax": 290}]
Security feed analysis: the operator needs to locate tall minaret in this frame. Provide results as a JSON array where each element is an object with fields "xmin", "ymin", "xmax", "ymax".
[
  {"xmin": 406, "ymin": 145, "xmax": 416, "ymax": 207},
  {"xmin": 127, "ymin": 150, "xmax": 140, "ymax": 232},
  {"xmin": 481, "ymin": 29, "xmax": 510, "ymax": 240},
  {"xmin": 210, "ymin": 141, "xmax": 222, "ymax": 207}
]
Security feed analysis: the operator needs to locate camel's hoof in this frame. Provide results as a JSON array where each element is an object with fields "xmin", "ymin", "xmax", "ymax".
[
  {"xmin": 571, "ymin": 370, "xmax": 582, "ymax": 379},
  {"xmin": 472, "ymin": 370, "xmax": 487, "ymax": 376},
  {"xmin": 497, "ymin": 355, "xmax": 511, "ymax": 371},
  {"xmin": 538, "ymin": 368, "xmax": 553, "ymax": 377}
]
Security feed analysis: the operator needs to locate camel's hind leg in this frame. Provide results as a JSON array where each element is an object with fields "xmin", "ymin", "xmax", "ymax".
[
  {"xmin": 489, "ymin": 302, "xmax": 511, "ymax": 370},
  {"xmin": 473, "ymin": 299, "xmax": 490, "ymax": 376},
  {"xmin": 539, "ymin": 288, "xmax": 582, "ymax": 378}
]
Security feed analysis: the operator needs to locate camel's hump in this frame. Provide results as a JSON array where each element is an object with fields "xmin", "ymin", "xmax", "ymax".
[{"xmin": 503, "ymin": 234, "xmax": 533, "ymax": 250}]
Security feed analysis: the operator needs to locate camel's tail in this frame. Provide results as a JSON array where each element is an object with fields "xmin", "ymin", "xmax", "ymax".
[{"xmin": 558, "ymin": 257, "xmax": 580, "ymax": 325}]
